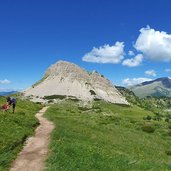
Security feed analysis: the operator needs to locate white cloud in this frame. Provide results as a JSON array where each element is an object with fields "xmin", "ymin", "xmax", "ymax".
[
  {"xmin": 145, "ymin": 70, "xmax": 157, "ymax": 77},
  {"xmin": 122, "ymin": 77, "xmax": 152, "ymax": 86},
  {"xmin": 134, "ymin": 26, "xmax": 171, "ymax": 62},
  {"xmin": 165, "ymin": 68, "xmax": 171, "ymax": 72},
  {"xmin": 0, "ymin": 79, "xmax": 11, "ymax": 84},
  {"xmin": 128, "ymin": 50, "xmax": 135, "ymax": 56},
  {"xmin": 122, "ymin": 54, "xmax": 143, "ymax": 67},
  {"xmin": 82, "ymin": 42, "xmax": 124, "ymax": 64}
]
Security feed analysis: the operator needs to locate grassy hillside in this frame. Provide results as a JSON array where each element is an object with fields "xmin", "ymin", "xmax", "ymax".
[
  {"xmin": 0, "ymin": 96, "xmax": 41, "ymax": 171},
  {"xmin": 45, "ymin": 100, "xmax": 171, "ymax": 171},
  {"xmin": 117, "ymin": 86, "xmax": 171, "ymax": 121},
  {"xmin": 116, "ymin": 86, "xmax": 141, "ymax": 106}
]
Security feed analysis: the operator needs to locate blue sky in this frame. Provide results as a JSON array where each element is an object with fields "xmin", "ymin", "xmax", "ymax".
[{"xmin": 0, "ymin": 0, "xmax": 171, "ymax": 91}]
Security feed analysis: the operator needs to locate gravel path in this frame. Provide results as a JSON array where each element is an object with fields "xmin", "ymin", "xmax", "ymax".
[{"xmin": 10, "ymin": 106, "xmax": 54, "ymax": 171}]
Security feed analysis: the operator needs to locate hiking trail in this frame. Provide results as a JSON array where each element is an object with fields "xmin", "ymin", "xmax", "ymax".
[{"xmin": 10, "ymin": 106, "xmax": 54, "ymax": 171}]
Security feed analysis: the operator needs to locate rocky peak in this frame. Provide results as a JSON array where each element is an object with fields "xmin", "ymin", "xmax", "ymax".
[
  {"xmin": 45, "ymin": 60, "xmax": 85, "ymax": 76},
  {"xmin": 24, "ymin": 60, "xmax": 128, "ymax": 104},
  {"xmin": 44, "ymin": 60, "xmax": 89, "ymax": 82},
  {"xmin": 141, "ymin": 77, "xmax": 171, "ymax": 88}
]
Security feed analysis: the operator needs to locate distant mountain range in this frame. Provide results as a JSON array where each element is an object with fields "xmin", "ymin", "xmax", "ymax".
[
  {"xmin": 0, "ymin": 91, "xmax": 17, "ymax": 96},
  {"xmin": 129, "ymin": 77, "xmax": 171, "ymax": 98}
]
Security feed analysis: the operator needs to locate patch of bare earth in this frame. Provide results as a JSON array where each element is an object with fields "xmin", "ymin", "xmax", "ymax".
[{"xmin": 10, "ymin": 106, "xmax": 54, "ymax": 171}]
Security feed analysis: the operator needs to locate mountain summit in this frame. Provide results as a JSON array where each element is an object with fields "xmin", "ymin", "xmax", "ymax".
[
  {"xmin": 130, "ymin": 77, "xmax": 171, "ymax": 98},
  {"xmin": 24, "ymin": 60, "xmax": 128, "ymax": 104}
]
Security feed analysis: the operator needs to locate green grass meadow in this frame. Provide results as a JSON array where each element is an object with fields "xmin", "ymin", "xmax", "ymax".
[
  {"xmin": 1, "ymin": 96, "xmax": 171, "ymax": 171},
  {"xmin": 0, "ymin": 96, "xmax": 41, "ymax": 171},
  {"xmin": 45, "ymin": 100, "xmax": 171, "ymax": 171}
]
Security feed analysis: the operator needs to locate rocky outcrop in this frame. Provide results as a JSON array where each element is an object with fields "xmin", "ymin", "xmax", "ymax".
[{"xmin": 24, "ymin": 60, "xmax": 128, "ymax": 104}]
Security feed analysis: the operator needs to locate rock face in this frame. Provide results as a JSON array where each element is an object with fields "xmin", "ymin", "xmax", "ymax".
[{"xmin": 24, "ymin": 60, "xmax": 128, "ymax": 104}]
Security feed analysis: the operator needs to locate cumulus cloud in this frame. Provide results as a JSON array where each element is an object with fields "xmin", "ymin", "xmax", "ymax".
[
  {"xmin": 145, "ymin": 70, "xmax": 157, "ymax": 77},
  {"xmin": 165, "ymin": 68, "xmax": 171, "ymax": 72},
  {"xmin": 0, "ymin": 79, "xmax": 11, "ymax": 84},
  {"xmin": 134, "ymin": 26, "xmax": 171, "ymax": 62},
  {"xmin": 122, "ymin": 77, "xmax": 152, "ymax": 86},
  {"xmin": 82, "ymin": 42, "xmax": 124, "ymax": 64},
  {"xmin": 128, "ymin": 50, "xmax": 135, "ymax": 56},
  {"xmin": 122, "ymin": 54, "xmax": 143, "ymax": 67}
]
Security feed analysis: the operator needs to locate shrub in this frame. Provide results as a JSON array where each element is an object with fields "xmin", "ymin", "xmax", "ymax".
[
  {"xmin": 165, "ymin": 118, "xmax": 170, "ymax": 122},
  {"xmin": 153, "ymin": 116, "xmax": 162, "ymax": 121},
  {"xmin": 168, "ymin": 124, "xmax": 171, "ymax": 129},
  {"xmin": 78, "ymin": 107, "xmax": 91, "ymax": 111},
  {"xmin": 168, "ymin": 130, "xmax": 171, "ymax": 136},
  {"xmin": 166, "ymin": 114, "xmax": 171, "ymax": 119},
  {"xmin": 48, "ymin": 100, "xmax": 54, "ymax": 103},
  {"xmin": 43, "ymin": 95, "xmax": 66, "ymax": 100},
  {"xmin": 69, "ymin": 98, "xmax": 80, "ymax": 102},
  {"xmin": 115, "ymin": 103, "xmax": 130, "ymax": 107},
  {"xmin": 130, "ymin": 119, "xmax": 137, "ymax": 124},
  {"xmin": 141, "ymin": 124, "xmax": 155, "ymax": 133},
  {"xmin": 143, "ymin": 115, "xmax": 152, "ymax": 120},
  {"xmin": 94, "ymin": 98, "xmax": 101, "ymax": 101},
  {"xmin": 146, "ymin": 115, "xmax": 152, "ymax": 120},
  {"xmin": 36, "ymin": 102, "xmax": 42, "ymax": 105},
  {"xmin": 153, "ymin": 113, "xmax": 163, "ymax": 121},
  {"xmin": 166, "ymin": 150, "xmax": 171, "ymax": 156}
]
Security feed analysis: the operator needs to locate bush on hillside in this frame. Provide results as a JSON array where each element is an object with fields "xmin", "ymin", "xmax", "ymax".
[
  {"xmin": 141, "ymin": 124, "xmax": 155, "ymax": 133},
  {"xmin": 165, "ymin": 150, "xmax": 171, "ymax": 156},
  {"xmin": 168, "ymin": 130, "xmax": 171, "ymax": 136},
  {"xmin": 115, "ymin": 103, "xmax": 130, "ymax": 107},
  {"xmin": 36, "ymin": 102, "xmax": 42, "ymax": 105},
  {"xmin": 43, "ymin": 95, "xmax": 66, "ymax": 100},
  {"xmin": 165, "ymin": 118, "xmax": 170, "ymax": 122},
  {"xmin": 143, "ymin": 115, "xmax": 152, "ymax": 121},
  {"xmin": 48, "ymin": 100, "xmax": 54, "ymax": 103},
  {"xmin": 166, "ymin": 114, "xmax": 171, "ymax": 119},
  {"xmin": 67, "ymin": 96, "xmax": 80, "ymax": 102},
  {"xmin": 146, "ymin": 115, "xmax": 152, "ymax": 120},
  {"xmin": 168, "ymin": 124, "xmax": 171, "ymax": 129},
  {"xmin": 94, "ymin": 98, "xmax": 101, "ymax": 101},
  {"xmin": 78, "ymin": 107, "xmax": 91, "ymax": 111}
]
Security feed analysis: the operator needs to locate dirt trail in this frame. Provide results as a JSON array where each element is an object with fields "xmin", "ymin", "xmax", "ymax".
[{"xmin": 10, "ymin": 106, "xmax": 54, "ymax": 171}]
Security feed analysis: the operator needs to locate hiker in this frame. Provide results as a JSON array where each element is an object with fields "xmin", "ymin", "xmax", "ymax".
[{"xmin": 6, "ymin": 97, "xmax": 17, "ymax": 113}]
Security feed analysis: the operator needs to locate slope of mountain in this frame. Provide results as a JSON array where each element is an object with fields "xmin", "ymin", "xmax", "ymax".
[
  {"xmin": 117, "ymin": 86, "xmax": 171, "ymax": 115},
  {"xmin": 24, "ymin": 60, "xmax": 128, "ymax": 104},
  {"xmin": 129, "ymin": 77, "xmax": 171, "ymax": 98},
  {"xmin": 116, "ymin": 86, "xmax": 141, "ymax": 105}
]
